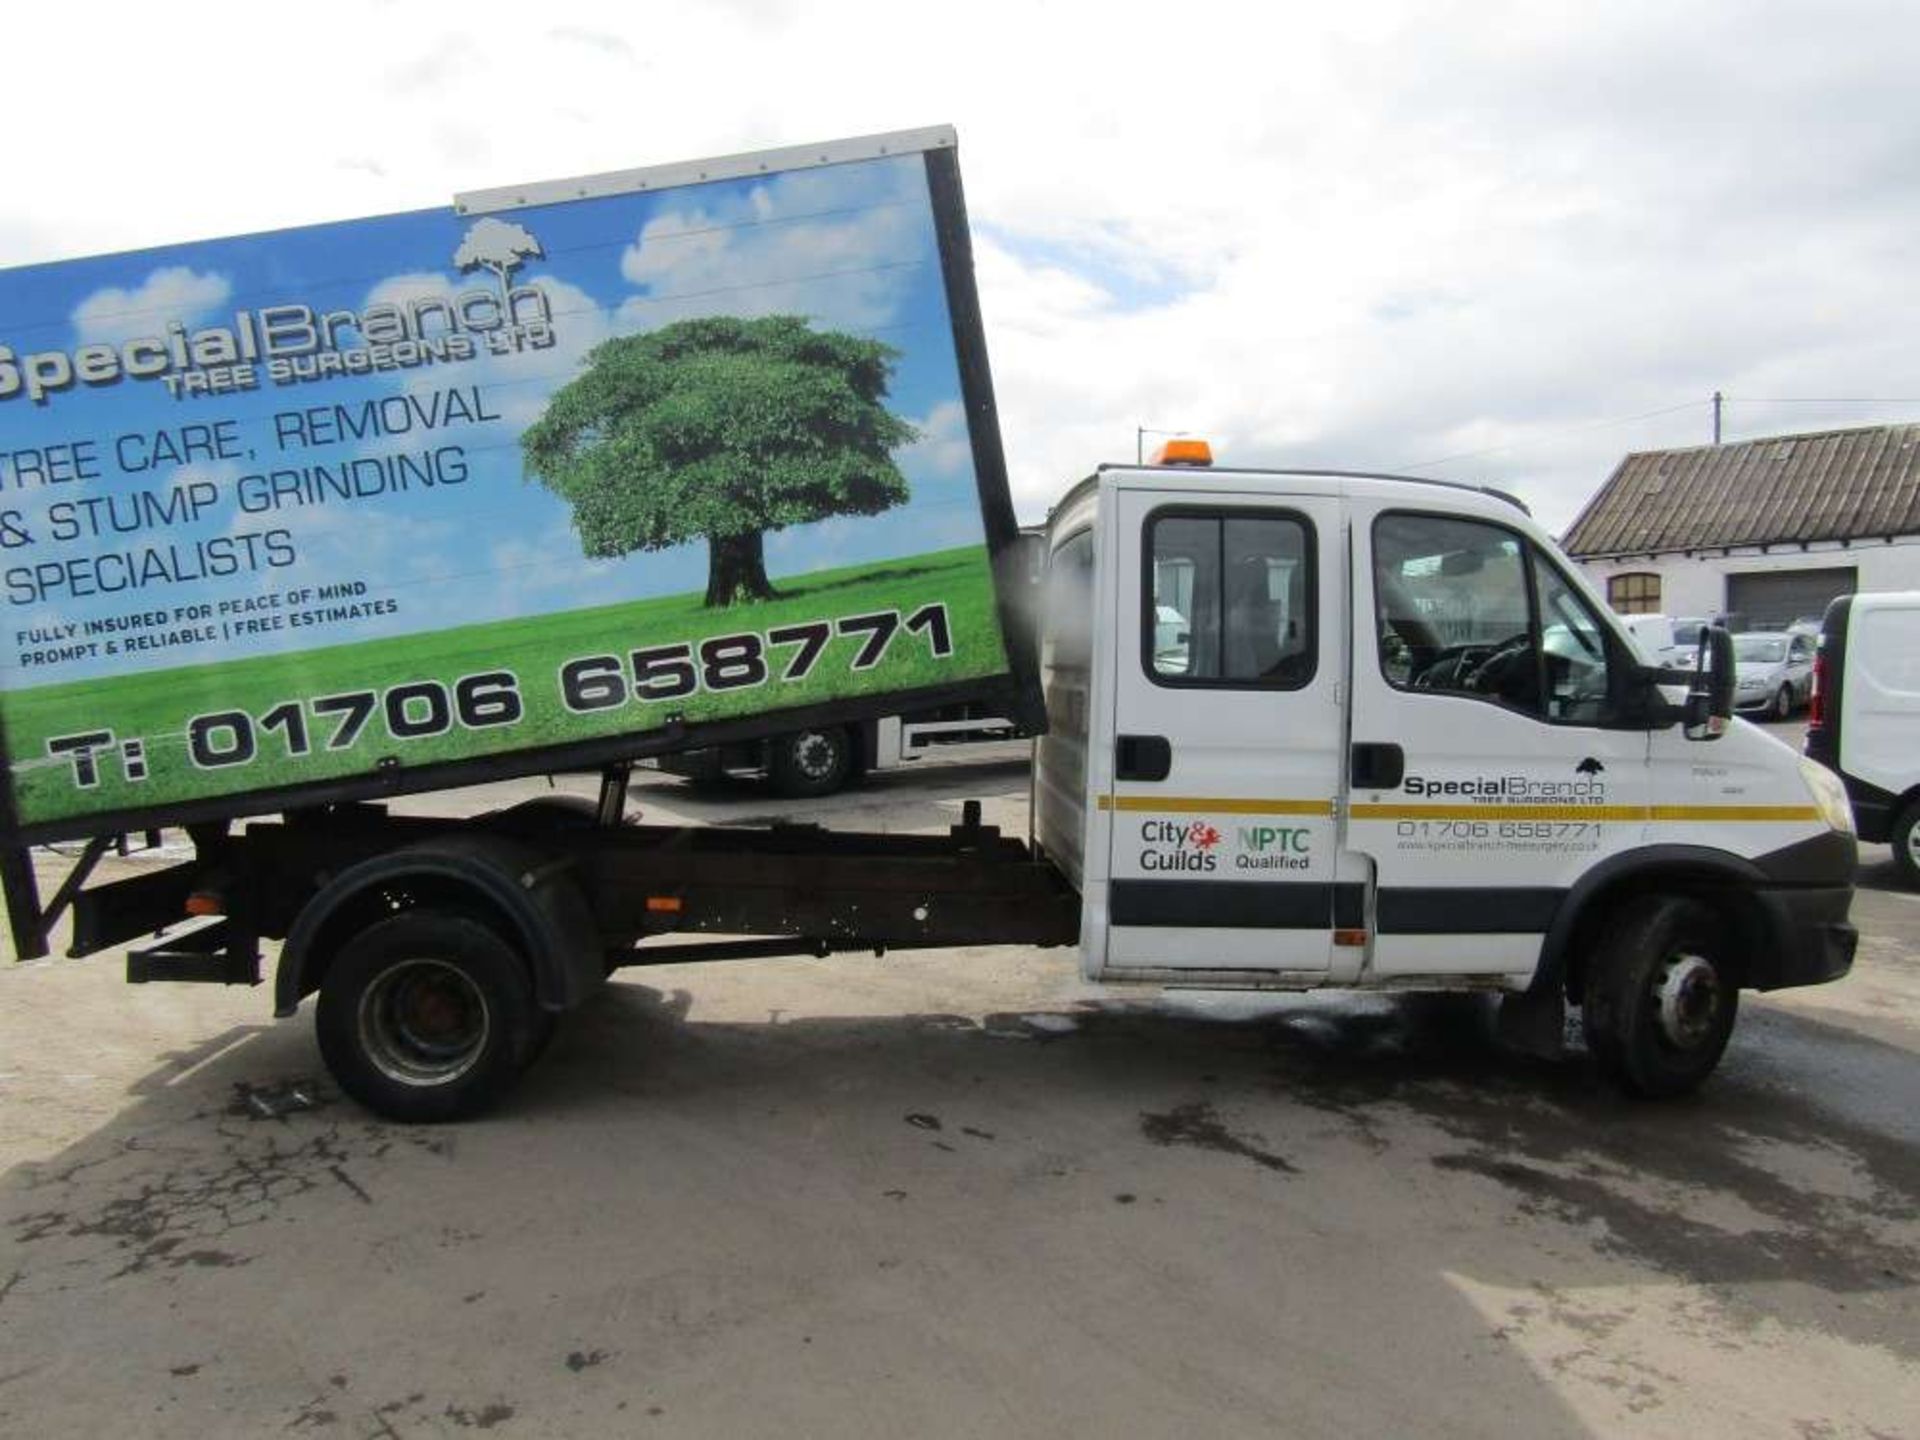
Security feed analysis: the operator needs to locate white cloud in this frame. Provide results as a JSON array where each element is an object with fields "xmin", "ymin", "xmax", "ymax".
[
  {"xmin": 71, "ymin": 266, "xmax": 232, "ymax": 345},
  {"xmin": 362, "ymin": 268, "xmax": 613, "ymax": 428},
  {"xmin": 484, "ymin": 510, "xmax": 642, "ymax": 616},
  {"xmin": 270, "ymin": 496, "xmax": 470, "ymax": 631},
  {"xmin": 900, "ymin": 400, "xmax": 970, "ymax": 481},
  {"xmin": 615, "ymin": 159, "xmax": 927, "ymax": 334}
]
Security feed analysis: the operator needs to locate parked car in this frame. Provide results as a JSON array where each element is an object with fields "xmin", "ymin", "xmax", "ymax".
[{"xmin": 1732, "ymin": 630, "xmax": 1816, "ymax": 718}]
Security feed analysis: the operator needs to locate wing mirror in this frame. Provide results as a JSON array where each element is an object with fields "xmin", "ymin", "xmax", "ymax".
[{"xmin": 1682, "ymin": 624, "xmax": 1736, "ymax": 741}]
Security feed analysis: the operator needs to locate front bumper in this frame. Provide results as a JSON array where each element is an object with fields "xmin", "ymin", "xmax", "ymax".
[{"xmin": 1742, "ymin": 828, "xmax": 1858, "ymax": 990}]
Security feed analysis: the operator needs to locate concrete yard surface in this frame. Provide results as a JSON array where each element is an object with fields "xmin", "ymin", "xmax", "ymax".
[{"xmin": 1, "ymin": 744, "xmax": 1916, "ymax": 1438}]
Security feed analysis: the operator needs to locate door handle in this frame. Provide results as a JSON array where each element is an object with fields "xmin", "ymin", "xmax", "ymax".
[
  {"xmin": 1351, "ymin": 741, "xmax": 1404, "ymax": 789},
  {"xmin": 1116, "ymin": 734, "xmax": 1172, "ymax": 782}
]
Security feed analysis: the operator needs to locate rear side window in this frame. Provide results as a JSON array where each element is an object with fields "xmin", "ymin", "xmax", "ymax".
[
  {"xmin": 1042, "ymin": 528, "xmax": 1095, "ymax": 679},
  {"xmin": 1145, "ymin": 510, "xmax": 1315, "ymax": 687}
]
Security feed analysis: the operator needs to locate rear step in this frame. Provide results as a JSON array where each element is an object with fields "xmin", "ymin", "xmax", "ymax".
[{"xmin": 127, "ymin": 920, "xmax": 260, "ymax": 986}]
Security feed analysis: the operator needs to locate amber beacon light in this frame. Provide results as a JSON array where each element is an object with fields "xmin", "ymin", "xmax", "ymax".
[{"xmin": 1150, "ymin": 438, "xmax": 1214, "ymax": 467}]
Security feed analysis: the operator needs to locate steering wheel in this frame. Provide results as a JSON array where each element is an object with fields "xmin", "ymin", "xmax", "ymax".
[
  {"xmin": 1413, "ymin": 641, "xmax": 1493, "ymax": 690},
  {"xmin": 1462, "ymin": 632, "xmax": 1534, "ymax": 693}
]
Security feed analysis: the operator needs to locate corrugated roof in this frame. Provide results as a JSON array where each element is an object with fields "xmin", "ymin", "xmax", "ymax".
[{"xmin": 1560, "ymin": 422, "xmax": 1920, "ymax": 557}]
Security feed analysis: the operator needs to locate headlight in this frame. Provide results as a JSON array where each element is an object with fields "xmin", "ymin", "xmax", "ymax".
[{"xmin": 1799, "ymin": 757, "xmax": 1856, "ymax": 835}]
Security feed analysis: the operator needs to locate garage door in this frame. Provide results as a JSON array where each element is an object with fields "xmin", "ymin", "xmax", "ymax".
[{"xmin": 1726, "ymin": 567, "xmax": 1856, "ymax": 630}]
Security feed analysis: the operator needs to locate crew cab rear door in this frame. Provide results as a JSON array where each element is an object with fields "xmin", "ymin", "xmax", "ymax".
[{"xmin": 1096, "ymin": 482, "xmax": 1346, "ymax": 977}]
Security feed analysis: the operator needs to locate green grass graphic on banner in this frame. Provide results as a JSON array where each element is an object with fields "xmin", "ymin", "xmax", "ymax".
[{"xmin": 5, "ymin": 545, "xmax": 1003, "ymax": 824}]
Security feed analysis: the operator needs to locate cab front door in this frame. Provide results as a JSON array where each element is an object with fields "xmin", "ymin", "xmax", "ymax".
[{"xmin": 1345, "ymin": 501, "xmax": 1651, "ymax": 980}]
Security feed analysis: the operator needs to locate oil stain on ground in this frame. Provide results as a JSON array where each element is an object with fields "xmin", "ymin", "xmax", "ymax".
[
  {"xmin": 4, "ymin": 1094, "xmax": 453, "ymax": 1292},
  {"xmin": 1139, "ymin": 1101, "xmax": 1297, "ymax": 1175}
]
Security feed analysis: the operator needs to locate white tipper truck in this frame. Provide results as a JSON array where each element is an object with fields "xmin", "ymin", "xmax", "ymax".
[{"xmin": 0, "ymin": 133, "xmax": 1858, "ymax": 1122}]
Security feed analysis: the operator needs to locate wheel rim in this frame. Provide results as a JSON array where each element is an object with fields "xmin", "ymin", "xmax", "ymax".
[
  {"xmin": 1652, "ymin": 952, "xmax": 1723, "ymax": 1050},
  {"xmin": 1905, "ymin": 820, "xmax": 1920, "ymax": 869},
  {"xmin": 1776, "ymin": 688, "xmax": 1792, "ymax": 719},
  {"xmin": 358, "ymin": 959, "xmax": 491, "ymax": 1087},
  {"xmin": 790, "ymin": 731, "xmax": 841, "ymax": 780}
]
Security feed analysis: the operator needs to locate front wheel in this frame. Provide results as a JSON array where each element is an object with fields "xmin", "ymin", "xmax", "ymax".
[
  {"xmin": 316, "ymin": 911, "xmax": 542, "ymax": 1122},
  {"xmin": 1891, "ymin": 799, "xmax": 1920, "ymax": 890},
  {"xmin": 1772, "ymin": 685, "xmax": 1795, "ymax": 720},
  {"xmin": 1581, "ymin": 894, "xmax": 1739, "ymax": 1098}
]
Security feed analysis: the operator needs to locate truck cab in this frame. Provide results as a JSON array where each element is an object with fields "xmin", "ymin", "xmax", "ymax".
[{"xmin": 1036, "ymin": 460, "xmax": 1859, "ymax": 1095}]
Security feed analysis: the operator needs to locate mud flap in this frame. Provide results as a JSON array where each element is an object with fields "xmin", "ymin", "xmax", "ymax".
[{"xmin": 1497, "ymin": 987, "xmax": 1566, "ymax": 1060}]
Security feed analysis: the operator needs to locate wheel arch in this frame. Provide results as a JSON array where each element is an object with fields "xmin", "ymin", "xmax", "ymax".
[
  {"xmin": 1533, "ymin": 845, "xmax": 1770, "ymax": 1003},
  {"xmin": 274, "ymin": 834, "xmax": 601, "ymax": 1018},
  {"xmin": 1892, "ymin": 790, "xmax": 1920, "ymax": 884}
]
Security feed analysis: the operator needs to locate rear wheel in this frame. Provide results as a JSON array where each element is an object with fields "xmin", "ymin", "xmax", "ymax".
[
  {"xmin": 1892, "ymin": 799, "xmax": 1920, "ymax": 889},
  {"xmin": 1581, "ymin": 894, "xmax": 1738, "ymax": 1098},
  {"xmin": 316, "ymin": 911, "xmax": 541, "ymax": 1122},
  {"xmin": 769, "ymin": 725, "xmax": 856, "ymax": 798}
]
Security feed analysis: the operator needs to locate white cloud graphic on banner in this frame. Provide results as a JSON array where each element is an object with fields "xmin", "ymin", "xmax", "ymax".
[
  {"xmin": 360, "ymin": 268, "xmax": 611, "ymax": 428},
  {"xmin": 71, "ymin": 266, "xmax": 232, "ymax": 346},
  {"xmin": 615, "ymin": 160, "xmax": 929, "ymax": 335},
  {"xmin": 901, "ymin": 400, "xmax": 971, "ymax": 480}
]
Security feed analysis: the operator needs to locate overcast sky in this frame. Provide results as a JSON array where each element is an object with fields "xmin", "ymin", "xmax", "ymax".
[{"xmin": 7, "ymin": 0, "xmax": 1915, "ymax": 533}]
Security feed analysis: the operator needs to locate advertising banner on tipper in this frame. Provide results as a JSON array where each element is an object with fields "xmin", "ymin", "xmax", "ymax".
[{"xmin": 0, "ymin": 131, "xmax": 1018, "ymax": 836}]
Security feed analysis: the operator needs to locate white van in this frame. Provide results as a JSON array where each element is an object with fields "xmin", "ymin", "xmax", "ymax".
[
  {"xmin": 1806, "ymin": 591, "xmax": 1920, "ymax": 886},
  {"xmin": 1618, "ymin": 613, "xmax": 1680, "ymax": 665},
  {"xmin": 1615, "ymin": 613, "xmax": 1714, "ymax": 671}
]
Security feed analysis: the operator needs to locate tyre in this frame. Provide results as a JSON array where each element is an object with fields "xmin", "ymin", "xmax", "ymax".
[
  {"xmin": 1580, "ymin": 894, "xmax": 1739, "ymax": 1098},
  {"xmin": 1772, "ymin": 685, "xmax": 1794, "ymax": 720},
  {"xmin": 1892, "ymin": 799, "xmax": 1920, "ymax": 890},
  {"xmin": 769, "ymin": 725, "xmax": 855, "ymax": 798},
  {"xmin": 316, "ymin": 911, "xmax": 542, "ymax": 1122}
]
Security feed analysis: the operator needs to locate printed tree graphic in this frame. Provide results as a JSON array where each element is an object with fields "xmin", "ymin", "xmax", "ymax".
[
  {"xmin": 522, "ymin": 315, "xmax": 917, "ymax": 607},
  {"xmin": 453, "ymin": 218, "xmax": 544, "ymax": 308}
]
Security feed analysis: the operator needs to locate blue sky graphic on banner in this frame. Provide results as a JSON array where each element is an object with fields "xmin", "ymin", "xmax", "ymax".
[{"xmin": 0, "ymin": 153, "xmax": 982, "ymax": 686}]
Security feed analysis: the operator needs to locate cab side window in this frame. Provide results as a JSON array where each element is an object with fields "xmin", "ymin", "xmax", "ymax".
[
  {"xmin": 1373, "ymin": 512, "xmax": 1626, "ymax": 724},
  {"xmin": 1532, "ymin": 552, "xmax": 1626, "ymax": 724},
  {"xmin": 1147, "ymin": 511, "xmax": 1314, "ymax": 687}
]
